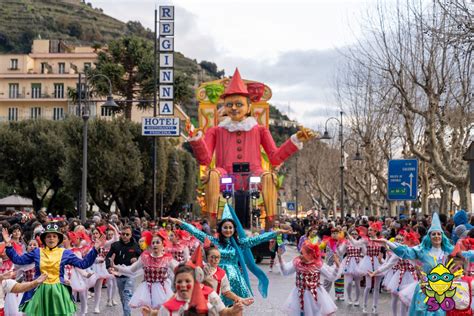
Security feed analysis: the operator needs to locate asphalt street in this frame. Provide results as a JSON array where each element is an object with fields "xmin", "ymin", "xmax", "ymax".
[{"xmin": 86, "ymin": 245, "xmax": 394, "ymax": 315}]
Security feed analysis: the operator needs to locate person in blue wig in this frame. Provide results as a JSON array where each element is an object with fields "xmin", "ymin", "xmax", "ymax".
[
  {"xmin": 452, "ymin": 210, "xmax": 474, "ymax": 244},
  {"xmin": 167, "ymin": 204, "xmax": 291, "ymax": 306},
  {"xmin": 376, "ymin": 213, "xmax": 474, "ymax": 316}
]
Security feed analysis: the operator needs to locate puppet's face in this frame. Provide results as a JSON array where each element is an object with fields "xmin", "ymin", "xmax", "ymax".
[
  {"xmin": 223, "ymin": 95, "xmax": 249, "ymax": 122},
  {"xmin": 205, "ymin": 84, "xmax": 225, "ymax": 104}
]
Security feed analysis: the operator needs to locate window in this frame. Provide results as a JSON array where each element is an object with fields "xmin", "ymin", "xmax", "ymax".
[
  {"xmin": 8, "ymin": 108, "xmax": 18, "ymax": 121},
  {"xmin": 54, "ymin": 83, "xmax": 64, "ymax": 99},
  {"xmin": 58, "ymin": 63, "xmax": 65, "ymax": 74},
  {"xmin": 53, "ymin": 107, "xmax": 64, "ymax": 120},
  {"xmin": 31, "ymin": 84, "xmax": 41, "ymax": 98},
  {"xmin": 41, "ymin": 63, "xmax": 48, "ymax": 74},
  {"xmin": 101, "ymin": 106, "xmax": 113, "ymax": 117},
  {"xmin": 9, "ymin": 59, "xmax": 18, "ymax": 70},
  {"xmin": 8, "ymin": 84, "xmax": 19, "ymax": 98},
  {"xmin": 30, "ymin": 107, "xmax": 41, "ymax": 119},
  {"xmin": 84, "ymin": 62, "xmax": 92, "ymax": 71}
]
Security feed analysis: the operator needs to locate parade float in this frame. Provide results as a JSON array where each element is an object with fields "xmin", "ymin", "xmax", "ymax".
[{"xmin": 188, "ymin": 68, "xmax": 314, "ymax": 229}]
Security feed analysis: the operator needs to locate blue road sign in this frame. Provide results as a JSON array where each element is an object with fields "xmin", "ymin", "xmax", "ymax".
[
  {"xmin": 287, "ymin": 202, "xmax": 296, "ymax": 211},
  {"xmin": 388, "ymin": 159, "xmax": 418, "ymax": 201}
]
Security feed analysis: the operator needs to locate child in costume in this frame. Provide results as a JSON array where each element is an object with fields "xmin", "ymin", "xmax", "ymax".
[
  {"xmin": 203, "ymin": 244, "xmax": 254, "ymax": 308},
  {"xmin": 370, "ymin": 231, "xmax": 419, "ymax": 316},
  {"xmin": 159, "ymin": 263, "xmax": 243, "ymax": 316},
  {"xmin": 278, "ymin": 240, "xmax": 339, "ymax": 316},
  {"xmin": 166, "ymin": 230, "xmax": 190, "ymax": 265},
  {"xmin": 90, "ymin": 225, "xmax": 117, "ymax": 313},
  {"xmin": 320, "ymin": 227, "xmax": 344, "ymax": 300},
  {"xmin": 110, "ymin": 230, "xmax": 178, "ymax": 310},
  {"xmin": 64, "ymin": 232, "xmax": 95, "ymax": 316},
  {"xmin": 3, "ymin": 223, "xmax": 103, "ymax": 316},
  {"xmin": 4, "ymin": 239, "xmax": 38, "ymax": 316},
  {"xmin": 347, "ymin": 221, "xmax": 385, "ymax": 314},
  {"xmin": 105, "ymin": 225, "xmax": 120, "ymax": 306},
  {"xmin": 168, "ymin": 204, "xmax": 290, "ymax": 306},
  {"xmin": 338, "ymin": 226, "xmax": 365, "ymax": 306}
]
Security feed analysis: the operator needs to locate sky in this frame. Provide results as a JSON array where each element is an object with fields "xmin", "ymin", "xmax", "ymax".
[{"xmin": 93, "ymin": 0, "xmax": 380, "ymax": 129}]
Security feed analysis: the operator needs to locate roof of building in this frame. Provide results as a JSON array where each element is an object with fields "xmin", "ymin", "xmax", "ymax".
[{"xmin": 0, "ymin": 195, "xmax": 33, "ymax": 206}]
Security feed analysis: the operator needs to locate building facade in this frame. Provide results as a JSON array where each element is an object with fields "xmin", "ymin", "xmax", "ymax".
[{"xmin": 0, "ymin": 39, "xmax": 189, "ymax": 126}]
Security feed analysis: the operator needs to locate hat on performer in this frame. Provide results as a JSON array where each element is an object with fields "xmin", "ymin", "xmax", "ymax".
[
  {"xmin": 40, "ymin": 222, "xmax": 64, "ymax": 246},
  {"xmin": 220, "ymin": 68, "xmax": 249, "ymax": 98},
  {"xmin": 428, "ymin": 213, "xmax": 443, "ymax": 234},
  {"xmin": 221, "ymin": 203, "xmax": 233, "ymax": 221}
]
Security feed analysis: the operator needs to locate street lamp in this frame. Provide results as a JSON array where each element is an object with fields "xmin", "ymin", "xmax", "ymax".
[
  {"xmin": 321, "ymin": 111, "xmax": 363, "ymax": 218},
  {"xmin": 78, "ymin": 73, "xmax": 118, "ymax": 222}
]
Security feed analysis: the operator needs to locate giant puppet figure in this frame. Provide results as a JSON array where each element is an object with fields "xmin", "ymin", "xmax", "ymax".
[{"xmin": 187, "ymin": 68, "xmax": 315, "ymax": 227}]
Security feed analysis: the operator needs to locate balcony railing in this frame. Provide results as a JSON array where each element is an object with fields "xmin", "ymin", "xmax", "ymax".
[{"xmin": 0, "ymin": 93, "xmax": 66, "ymax": 100}]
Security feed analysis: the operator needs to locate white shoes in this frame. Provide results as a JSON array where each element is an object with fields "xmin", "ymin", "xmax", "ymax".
[
  {"xmin": 112, "ymin": 299, "xmax": 118, "ymax": 306},
  {"xmin": 362, "ymin": 306, "xmax": 368, "ymax": 313},
  {"xmin": 94, "ymin": 307, "xmax": 100, "ymax": 314},
  {"xmin": 106, "ymin": 300, "xmax": 113, "ymax": 307},
  {"xmin": 372, "ymin": 306, "xmax": 377, "ymax": 314},
  {"xmin": 354, "ymin": 301, "xmax": 360, "ymax": 306}
]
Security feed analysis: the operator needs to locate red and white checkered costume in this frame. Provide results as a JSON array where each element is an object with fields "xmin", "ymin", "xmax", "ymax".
[
  {"xmin": 114, "ymin": 251, "xmax": 178, "ymax": 309},
  {"xmin": 279, "ymin": 256, "xmax": 339, "ymax": 315}
]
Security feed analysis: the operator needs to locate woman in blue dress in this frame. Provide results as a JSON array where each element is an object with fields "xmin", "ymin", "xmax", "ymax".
[
  {"xmin": 168, "ymin": 204, "xmax": 290, "ymax": 306},
  {"xmin": 376, "ymin": 213, "xmax": 474, "ymax": 316}
]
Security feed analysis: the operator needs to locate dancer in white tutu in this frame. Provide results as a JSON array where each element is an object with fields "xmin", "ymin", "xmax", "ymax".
[
  {"xmin": 4, "ymin": 239, "xmax": 38, "ymax": 316},
  {"xmin": 278, "ymin": 240, "xmax": 340, "ymax": 316},
  {"xmin": 104, "ymin": 225, "xmax": 119, "ymax": 307},
  {"xmin": 369, "ymin": 231, "xmax": 419, "ymax": 316},
  {"xmin": 110, "ymin": 230, "xmax": 178, "ymax": 310},
  {"xmin": 347, "ymin": 221, "xmax": 385, "ymax": 314},
  {"xmin": 338, "ymin": 226, "xmax": 365, "ymax": 306},
  {"xmin": 90, "ymin": 225, "xmax": 118, "ymax": 313},
  {"xmin": 66, "ymin": 231, "xmax": 97, "ymax": 316}
]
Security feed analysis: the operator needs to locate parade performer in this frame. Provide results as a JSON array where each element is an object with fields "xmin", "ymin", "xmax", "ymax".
[
  {"xmin": 320, "ymin": 227, "xmax": 343, "ymax": 300},
  {"xmin": 203, "ymin": 244, "xmax": 254, "ymax": 307},
  {"xmin": 110, "ymin": 230, "xmax": 178, "ymax": 310},
  {"xmin": 90, "ymin": 225, "xmax": 119, "ymax": 314},
  {"xmin": 338, "ymin": 227, "xmax": 365, "ymax": 306},
  {"xmin": 187, "ymin": 68, "xmax": 315, "ymax": 226},
  {"xmin": 158, "ymin": 264, "xmax": 243, "ymax": 316},
  {"xmin": 277, "ymin": 240, "xmax": 339, "ymax": 316},
  {"xmin": 376, "ymin": 213, "xmax": 469, "ymax": 315},
  {"xmin": 0, "ymin": 271, "xmax": 48, "ymax": 316},
  {"xmin": 269, "ymin": 220, "xmax": 287, "ymax": 273},
  {"xmin": 63, "ymin": 232, "xmax": 94, "ymax": 316},
  {"xmin": 105, "ymin": 225, "xmax": 120, "ymax": 306},
  {"xmin": 2, "ymin": 223, "xmax": 104, "ymax": 316},
  {"xmin": 347, "ymin": 221, "xmax": 385, "ymax": 314},
  {"xmin": 168, "ymin": 204, "xmax": 289, "ymax": 306},
  {"xmin": 4, "ymin": 239, "xmax": 38, "ymax": 316},
  {"xmin": 166, "ymin": 230, "xmax": 190, "ymax": 264},
  {"xmin": 370, "ymin": 231, "xmax": 420, "ymax": 316}
]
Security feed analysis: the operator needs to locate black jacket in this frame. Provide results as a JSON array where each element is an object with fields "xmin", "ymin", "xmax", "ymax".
[{"xmin": 105, "ymin": 239, "xmax": 141, "ymax": 271}]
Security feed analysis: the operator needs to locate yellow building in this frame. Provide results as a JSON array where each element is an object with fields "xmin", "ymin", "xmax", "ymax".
[
  {"xmin": 0, "ymin": 39, "xmax": 97, "ymax": 121},
  {"xmin": 0, "ymin": 39, "xmax": 189, "ymax": 127}
]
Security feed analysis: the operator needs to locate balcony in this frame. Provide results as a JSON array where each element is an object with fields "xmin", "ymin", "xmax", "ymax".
[
  {"xmin": 0, "ymin": 109, "xmax": 66, "ymax": 122},
  {"xmin": 0, "ymin": 93, "xmax": 67, "ymax": 101}
]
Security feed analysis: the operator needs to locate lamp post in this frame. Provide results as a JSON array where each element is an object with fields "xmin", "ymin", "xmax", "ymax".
[
  {"xmin": 320, "ymin": 111, "xmax": 363, "ymax": 218},
  {"xmin": 78, "ymin": 73, "xmax": 118, "ymax": 222}
]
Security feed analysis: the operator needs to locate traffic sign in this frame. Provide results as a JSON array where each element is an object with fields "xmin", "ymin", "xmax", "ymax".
[
  {"xmin": 287, "ymin": 202, "xmax": 296, "ymax": 211},
  {"xmin": 388, "ymin": 159, "xmax": 418, "ymax": 201},
  {"xmin": 142, "ymin": 117, "xmax": 180, "ymax": 137}
]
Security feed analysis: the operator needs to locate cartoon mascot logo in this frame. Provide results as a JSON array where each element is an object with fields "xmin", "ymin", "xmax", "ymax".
[{"xmin": 422, "ymin": 259, "xmax": 464, "ymax": 311}]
